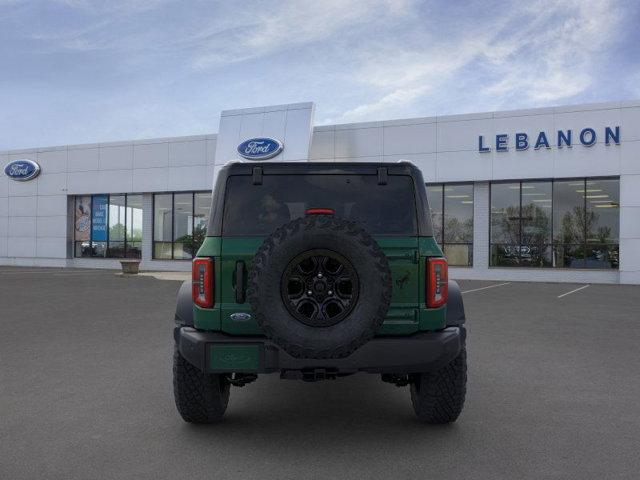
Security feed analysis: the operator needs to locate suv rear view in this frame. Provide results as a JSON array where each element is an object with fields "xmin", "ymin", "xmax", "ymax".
[{"xmin": 173, "ymin": 162, "xmax": 467, "ymax": 423}]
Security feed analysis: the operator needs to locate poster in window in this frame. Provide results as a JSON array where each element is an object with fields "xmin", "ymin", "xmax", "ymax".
[
  {"xmin": 74, "ymin": 196, "xmax": 91, "ymax": 241},
  {"xmin": 91, "ymin": 195, "xmax": 108, "ymax": 242}
]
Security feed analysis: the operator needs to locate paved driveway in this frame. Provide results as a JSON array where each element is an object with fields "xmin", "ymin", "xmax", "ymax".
[{"xmin": 1, "ymin": 268, "xmax": 638, "ymax": 479}]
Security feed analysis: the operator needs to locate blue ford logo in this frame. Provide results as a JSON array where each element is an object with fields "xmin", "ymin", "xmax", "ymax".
[
  {"xmin": 4, "ymin": 159, "xmax": 41, "ymax": 181},
  {"xmin": 237, "ymin": 137, "xmax": 283, "ymax": 160}
]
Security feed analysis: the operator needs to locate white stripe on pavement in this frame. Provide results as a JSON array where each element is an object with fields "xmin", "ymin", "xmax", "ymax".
[
  {"xmin": 461, "ymin": 282, "xmax": 511, "ymax": 294},
  {"xmin": 557, "ymin": 284, "xmax": 590, "ymax": 298}
]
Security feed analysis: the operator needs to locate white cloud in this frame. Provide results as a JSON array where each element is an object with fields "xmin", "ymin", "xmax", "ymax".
[{"xmin": 335, "ymin": 0, "xmax": 625, "ymax": 122}]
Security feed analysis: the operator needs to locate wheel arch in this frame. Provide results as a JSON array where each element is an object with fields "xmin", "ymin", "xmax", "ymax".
[
  {"xmin": 446, "ymin": 280, "xmax": 466, "ymax": 326},
  {"xmin": 175, "ymin": 280, "xmax": 194, "ymax": 327}
]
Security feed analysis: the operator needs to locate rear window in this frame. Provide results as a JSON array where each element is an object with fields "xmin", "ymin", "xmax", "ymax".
[{"xmin": 222, "ymin": 174, "xmax": 417, "ymax": 236}]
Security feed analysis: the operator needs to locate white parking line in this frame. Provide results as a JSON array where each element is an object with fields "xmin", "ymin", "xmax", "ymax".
[
  {"xmin": 461, "ymin": 282, "xmax": 511, "ymax": 294},
  {"xmin": 557, "ymin": 284, "xmax": 590, "ymax": 298}
]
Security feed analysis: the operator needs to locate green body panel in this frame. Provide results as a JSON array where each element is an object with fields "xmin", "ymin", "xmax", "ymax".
[{"xmin": 193, "ymin": 235, "xmax": 447, "ymax": 334}]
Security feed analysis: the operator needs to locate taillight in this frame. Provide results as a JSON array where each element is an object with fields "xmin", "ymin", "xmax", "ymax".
[
  {"xmin": 305, "ymin": 208, "xmax": 335, "ymax": 215},
  {"xmin": 192, "ymin": 258, "xmax": 214, "ymax": 308},
  {"xmin": 426, "ymin": 257, "xmax": 448, "ymax": 308}
]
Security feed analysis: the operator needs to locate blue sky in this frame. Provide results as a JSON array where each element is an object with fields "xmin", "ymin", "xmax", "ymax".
[{"xmin": 1, "ymin": 0, "xmax": 639, "ymax": 150}]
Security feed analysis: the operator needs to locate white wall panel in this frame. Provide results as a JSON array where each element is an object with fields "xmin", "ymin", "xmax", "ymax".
[
  {"xmin": 99, "ymin": 144, "xmax": 133, "ymax": 170},
  {"xmin": 8, "ymin": 217, "xmax": 36, "ymax": 237},
  {"xmin": 36, "ymin": 149, "xmax": 67, "ymax": 173},
  {"xmin": 620, "ymin": 140, "xmax": 640, "ymax": 175},
  {"xmin": 282, "ymin": 106, "xmax": 315, "ymax": 162},
  {"xmin": 7, "ymin": 237, "xmax": 36, "ymax": 257},
  {"xmin": 167, "ymin": 165, "xmax": 208, "ymax": 191},
  {"xmin": 8, "ymin": 196, "xmax": 37, "ymax": 216},
  {"xmin": 169, "ymin": 140, "xmax": 206, "ymax": 167},
  {"xmin": 36, "ymin": 237, "xmax": 67, "ymax": 258},
  {"xmin": 383, "ymin": 123, "xmax": 436, "ymax": 155},
  {"xmin": 620, "ymin": 107, "xmax": 640, "ymax": 142},
  {"xmin": 134, "ymin": 142, "xmax": 169, "ymax": 169},
  {"xmin": 309, "ymin": 130, "xmax": 335, "ymax": 160},
  {"xmin": 438, "ymin": 118, "xmax": 494, "ymax": 152},
  {"xmin": 37, "ymin": 172, "xmax": 67, "ymax": 195},
  {"xmin": 133, "ymin": 167, "xmax": 169, "ymax": 192},
  {"xmin": 553, "ymin": 142, "xmax": 620, "ymax": 178},
  {"xmin": 437, "ymin": 150, "xmax": 492, "ymax": 182},
  {"xmin": 37, "ymin": 216, "xmax": 67, "ymax": 237},
  {"xmin": 334, "ymin": 127, "xmax": 382, "ymax": 158},
  {"xmin": 67, "ymin": 171, "xmax": 102, "ymax": 195},
  {"xmin": 8, "ymin": 178, "xmax": 37, "ymax": 196},
  {"xmin": 37, "ymin": 195, "xmax": 68, "ymax": 217},
  {"xmin": 97, "ymin": 169, "xmax": 133, "ymax": 193},
  {"xmin": 68, "ymin": 147, "xmax": 100, "ymax": 172}
]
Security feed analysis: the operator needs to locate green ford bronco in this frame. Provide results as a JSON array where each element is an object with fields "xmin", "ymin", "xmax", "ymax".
[{"xmin": 173, "ymin": 161, "xmax": 467, "ymax": 423}]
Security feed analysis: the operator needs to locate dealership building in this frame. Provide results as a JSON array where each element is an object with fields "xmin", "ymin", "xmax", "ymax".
[{"xmin": 1, "ymin": 100, "xmax": 639, "ymax": 284}]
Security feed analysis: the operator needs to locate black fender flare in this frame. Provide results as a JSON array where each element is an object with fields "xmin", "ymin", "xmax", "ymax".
[
  {"xmin": 175, "ymin": 280, "xmax": 194, "ymax": 327},
  {"xmin": 446, "ymin": 280, "xmax": 466, "ymax": 326}
]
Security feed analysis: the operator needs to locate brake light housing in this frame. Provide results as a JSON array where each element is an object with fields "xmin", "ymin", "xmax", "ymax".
[
  {"xmin": 426, "ymin": 257, "xmax": 448, "ymax": 308},
  {"xmin": 305, "ymin": 208, "xmax": 335, "ymax": 215},
  {"xmin": 192, "ymin": 258, "xmax": 214, "ymax": 308}
]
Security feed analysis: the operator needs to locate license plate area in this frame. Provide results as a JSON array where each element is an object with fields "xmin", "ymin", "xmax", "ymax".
[{"xmin": 208, "ymin": 344, "xmax": 263, "ymax": 372}]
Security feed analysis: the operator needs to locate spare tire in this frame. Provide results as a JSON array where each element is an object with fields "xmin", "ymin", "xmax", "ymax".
[{"xmin": 247, "ymin": 214, "xmax": 392, "ymax": 359}]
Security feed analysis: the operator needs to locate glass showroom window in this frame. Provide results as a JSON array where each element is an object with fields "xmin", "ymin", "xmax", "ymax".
[
  {"xmin": 74, "ymin": 194, "xmax": 143, "ymax": 259},
  {"xmin": 553, "ymin": 179, "xmax": 619, "ymax": 269},
  {"xmin": 490, "ymin": 178, "xmax": 619, "ymax": 269},
  {"xmin": 426, "ymin": 183, "xmax": 473, "ymax": 266},
  {"xmin": 153, "ymin": 192, "xmax": 212, "ymax": 259}
]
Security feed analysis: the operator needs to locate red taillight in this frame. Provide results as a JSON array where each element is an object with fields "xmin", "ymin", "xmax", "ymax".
[
  {"xmin": 426, "ymin": 257, "xmax": 448, "ymax": 308},
  {"xmin": 192, "ymin": 257, "xmax": 214, "ymax": 308},
  {"xmin": 305, "ymin": 208, "xmax": 335, "ymax": 215}
]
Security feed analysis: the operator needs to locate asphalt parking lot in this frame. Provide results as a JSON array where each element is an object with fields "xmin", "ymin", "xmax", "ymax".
[{"xmin": 1, "ymin": 268, "xmax": 639, "ymax": 480}]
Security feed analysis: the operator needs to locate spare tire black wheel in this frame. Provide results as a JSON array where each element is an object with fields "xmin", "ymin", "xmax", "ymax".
[{"xmin": 247, "ymin": 214, "xmax": 392, "ymax": 359}]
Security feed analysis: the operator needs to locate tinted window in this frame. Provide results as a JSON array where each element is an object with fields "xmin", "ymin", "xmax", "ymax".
[{"xmin": 222, "ymin": 174, "xmax": 417, "ymax": 235}]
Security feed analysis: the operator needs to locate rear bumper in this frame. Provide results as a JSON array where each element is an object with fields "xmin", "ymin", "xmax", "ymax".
[{"xmin": 175, "ymin": 326, "xmax": 465, "ymax": 375}]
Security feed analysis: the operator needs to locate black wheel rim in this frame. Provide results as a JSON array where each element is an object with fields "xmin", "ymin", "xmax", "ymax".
[{"xmin": 281, "ymin": 249, "xmax": 359, "ymax": 327}]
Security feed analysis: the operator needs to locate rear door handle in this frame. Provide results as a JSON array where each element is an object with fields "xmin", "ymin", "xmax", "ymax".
[{"xmin": 235, "ymin": 261, "xmax": 246, "ymax": 303}]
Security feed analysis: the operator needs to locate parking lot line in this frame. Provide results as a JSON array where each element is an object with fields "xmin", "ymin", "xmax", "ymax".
[
  {"xmin": 557, "ymin": 284, "xmax": 590, "ymax": 298},
  {"xmin": 461, "ymin": 282, "xmax": 511, "ymax": 294}
]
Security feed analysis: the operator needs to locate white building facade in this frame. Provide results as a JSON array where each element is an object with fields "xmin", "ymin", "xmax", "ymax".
[{"xmin": 1, "ymin": 100, "xmax": 639, "ymax": 284}]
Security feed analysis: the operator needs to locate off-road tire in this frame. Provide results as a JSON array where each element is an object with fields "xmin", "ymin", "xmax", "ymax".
[
  {"xmin": 173, "ymin": 348, "xmax": 230, "ymax": 423},
  {"xmin": 247, "ymin": 214, "xmax": 392, "ymax": 359},
  {"xmin": 410, "ymin": 345, "xmax": 467, "ymax": 424}
]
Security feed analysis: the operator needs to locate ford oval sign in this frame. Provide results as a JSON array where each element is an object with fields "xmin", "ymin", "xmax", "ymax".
[
  {"xmin": 237, "ymin": 137, "xmax": 283, "ymax": 160},
  {"xmin": 4, "ymin": 159, "xmax": 41, "ymax": 181}
]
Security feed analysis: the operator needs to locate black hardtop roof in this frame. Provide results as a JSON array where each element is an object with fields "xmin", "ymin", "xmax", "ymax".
[
  {"xmin": 219, "ymin": 161, "xmax": 423, "ymax": 177},
  {"xmin": 208, "ymin": 160, "xmax": 433, "ymax": 237}
]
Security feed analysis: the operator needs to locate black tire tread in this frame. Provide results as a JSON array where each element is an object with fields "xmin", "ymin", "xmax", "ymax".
[
  {"xmin": 173, "ymin": 349, "xmax": 230, "ymax": 423},
  {"xmin": 247, "ymin": 215, "xmax": 392, "ymax": 359},
  {"xmin": 410, "ymin": 346, "xmax": 467, "ymax": 424}
]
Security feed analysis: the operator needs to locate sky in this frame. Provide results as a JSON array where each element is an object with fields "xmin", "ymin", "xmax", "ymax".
[{"xmin": 1, "ymin": 0, "xmax": 639, "ymax": 150}]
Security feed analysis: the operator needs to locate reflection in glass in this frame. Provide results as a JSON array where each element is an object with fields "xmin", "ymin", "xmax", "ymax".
[
  {"xmin": 520, "ymin": 181, "xmax": 552, "ymax": 267},
  {"xmin": 490, "ymin": 183, "xmax": 520, "ymax": 245},
  {"xmin": 173, "ymin": 193, "xmax": 193, "ymax": 259},
  {"xmin": 193, "ymin": 192, "xmax": 212, "ymax": 255},
  {"xmin": 491, "ymin": 178, "xmax": 620, "ymax": 269},
  {"xmin": 153, "ymin": 194, "xmax": 173, "ymax": 259},
  {"xmin": 126, "ymin": 194, "xmax": 143, "ymax": 258},
  {"xmin": 426, "ymin": 185, "xmax": 443, "ymax": 243}
]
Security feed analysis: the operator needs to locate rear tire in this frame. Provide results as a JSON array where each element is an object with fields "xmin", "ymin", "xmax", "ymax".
[
  {"xmin": 410, "ymin": 345, "xmax": 467, "ymax": 424},
  {"xmin": 173, "ymin": 348, "xmax": 230, "ymax": 423}
]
